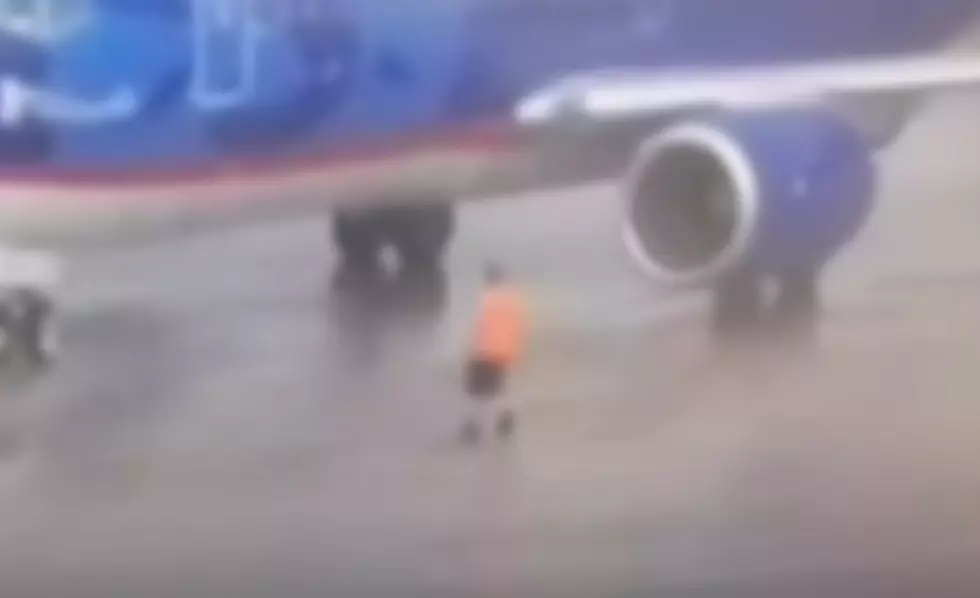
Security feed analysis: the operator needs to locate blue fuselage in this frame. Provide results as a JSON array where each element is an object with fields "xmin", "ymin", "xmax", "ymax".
[{"xmin": 0, "ymin": 0, "xmax": 975, "ymax": 180}]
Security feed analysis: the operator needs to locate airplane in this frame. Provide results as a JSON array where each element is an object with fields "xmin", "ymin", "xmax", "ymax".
[{"xmin": 0, "ymin": 0, "xmax": 979, "ymax": 366}]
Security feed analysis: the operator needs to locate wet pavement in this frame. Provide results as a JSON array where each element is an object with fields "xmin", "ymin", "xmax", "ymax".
[{"xmin": 2, "ymin": 94, "xmax": 980, "ymax": 596}]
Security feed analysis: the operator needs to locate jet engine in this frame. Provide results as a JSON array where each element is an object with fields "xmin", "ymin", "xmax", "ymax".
[{"xmin": 622, "ymin": 109, "xmax": 876, "ymax": 288}]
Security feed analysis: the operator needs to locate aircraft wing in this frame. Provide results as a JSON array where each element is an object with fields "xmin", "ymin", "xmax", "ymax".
[{"xmin": 515, "ymin": 53, "xmax": 980, "ymax": 126}]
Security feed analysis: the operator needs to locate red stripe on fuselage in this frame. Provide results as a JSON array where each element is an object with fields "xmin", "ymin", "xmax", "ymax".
[{"xmin": 0, "ymin": 122, "xmax": 525, "ymax": 194}]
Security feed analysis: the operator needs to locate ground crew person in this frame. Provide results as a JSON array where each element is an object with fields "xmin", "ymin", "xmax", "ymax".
[{"xmin": 461, "ymin": 263, "xmax": 527, "ymax": 443}]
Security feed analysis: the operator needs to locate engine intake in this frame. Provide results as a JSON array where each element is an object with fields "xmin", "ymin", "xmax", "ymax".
[{"xmin": 623, "ymin": 110, "xmax": 876, "ymax": 288}]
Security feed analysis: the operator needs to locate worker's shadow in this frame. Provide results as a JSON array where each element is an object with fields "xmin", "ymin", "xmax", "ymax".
[{"xmin": 325, "ymin": 264, "xmax": 448, "ymax": 376}]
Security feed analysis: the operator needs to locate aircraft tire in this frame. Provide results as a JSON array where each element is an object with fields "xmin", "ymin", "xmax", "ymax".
[
  {"xmin": 387, "ymin": 204, "xmax": 455, "ymax": 273},
  {"xmin": 331, "ymin": 211, "xmax": 384, "ymax": 271}
]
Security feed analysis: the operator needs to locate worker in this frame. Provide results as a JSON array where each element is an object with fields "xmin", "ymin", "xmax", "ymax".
[{"xmin": 461, "ymin": 263, "xmax": 527, "ymax": 444}]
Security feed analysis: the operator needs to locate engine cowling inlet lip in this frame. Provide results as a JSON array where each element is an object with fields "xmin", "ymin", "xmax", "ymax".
[{"xmin": 621, "ymin": 122, "xmax": 762, "ymax": 288}]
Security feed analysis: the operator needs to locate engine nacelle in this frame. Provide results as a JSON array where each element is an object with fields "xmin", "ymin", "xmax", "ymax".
[{"xmin": 622, "ymin": 109, "xmax": 876, "ymax": 288}]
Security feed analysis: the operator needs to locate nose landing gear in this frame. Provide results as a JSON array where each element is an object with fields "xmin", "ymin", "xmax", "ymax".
[
  {"xmin": 0, "ymin": 250, "xmax": 61, "ymax": 372},
  {"xmin": 0, "ymin": 288, "xmax": 57, "ymax": 369}
]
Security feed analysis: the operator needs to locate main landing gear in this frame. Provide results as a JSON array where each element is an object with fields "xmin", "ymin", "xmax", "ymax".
[
  {"xmin": 331, "ymin": 203, "xmax": 456, "ymax": 274},
  {"xmin": 711, "ymin": 267, "xmax": 820, "ymax": 344}
]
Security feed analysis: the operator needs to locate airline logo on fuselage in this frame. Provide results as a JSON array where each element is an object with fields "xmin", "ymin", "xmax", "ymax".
[
  {"xmin": 0, "ymin": 0, "xmax": 90, "ymax": 44},
  {"xmin": 188, "ymin": 0, "xmax": 359, "ymax": 111},
  {"xmin": 0, "ymin": 0, "xmax": 140, "ymax": 127},
  {"xmin": 0, "ymin": 77, "xmax": 138, "ymax": 126}
]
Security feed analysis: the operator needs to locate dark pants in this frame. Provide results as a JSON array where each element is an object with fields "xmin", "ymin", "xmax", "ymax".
[{"xmin": 465, "ymin": 358, "xmax": 507, "ymax": 400}]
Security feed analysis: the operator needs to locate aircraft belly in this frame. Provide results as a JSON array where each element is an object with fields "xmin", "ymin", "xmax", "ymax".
[{"xmin": 0, "ymin": 143, "xmax": 550, "ymax": 249}]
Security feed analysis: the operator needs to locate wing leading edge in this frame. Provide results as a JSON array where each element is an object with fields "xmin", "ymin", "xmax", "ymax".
[{"xmin": 515, "ymin": 53, "xmax": 980, "ymax": 126}]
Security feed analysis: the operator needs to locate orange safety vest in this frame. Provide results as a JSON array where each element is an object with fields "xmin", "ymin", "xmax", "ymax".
[{"xmin": 470, "ymin": 284, "xmax": 526, "ymax": 365}]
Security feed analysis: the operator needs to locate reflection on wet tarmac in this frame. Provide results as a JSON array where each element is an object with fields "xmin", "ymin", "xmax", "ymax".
[
  {"xmin": 326, "ymin": 264, "xmax": 448, "ymax": 378},
  {"xmin": 35, "ymin": 307, "xmax": 191, "ymax": 490}
]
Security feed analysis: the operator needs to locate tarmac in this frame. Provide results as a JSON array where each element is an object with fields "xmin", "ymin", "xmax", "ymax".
[{"xmin": 1, "ymin": 91, "xmax": 980, "ymax": 597}]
